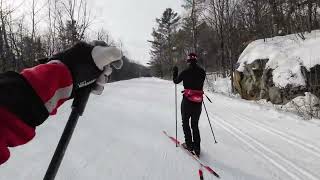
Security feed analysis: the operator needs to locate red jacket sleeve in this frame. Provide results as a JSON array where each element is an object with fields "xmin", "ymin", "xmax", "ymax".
[
  {"xmin": 21, "ymin": 62, "xmax": 73, "ymax": 115},
  {"xmin": 0, "ymin": 107, "xmax": 35, "ymax": 165},
  {"xmin": 0, "ymin": 62, "xmax": 73, "ymax": 165}
]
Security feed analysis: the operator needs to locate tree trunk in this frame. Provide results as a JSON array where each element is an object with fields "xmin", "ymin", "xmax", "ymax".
[{"xmin": 268, "ymin": 0, "xmax": 278, "ymax": 35}]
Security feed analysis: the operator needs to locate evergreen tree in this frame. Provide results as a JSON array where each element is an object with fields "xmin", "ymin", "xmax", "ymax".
[{"xmin": 149, "ymin": 8, "xmax": 180, "ymax": 78}]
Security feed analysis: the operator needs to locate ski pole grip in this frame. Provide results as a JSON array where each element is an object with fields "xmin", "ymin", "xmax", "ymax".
[{"xmin": 72, "ymin": 85, "xmax": 92, "ymax": 116}]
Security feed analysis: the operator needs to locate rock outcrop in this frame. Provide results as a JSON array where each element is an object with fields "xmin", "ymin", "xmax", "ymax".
[{"xmin": 234, "ymin": 60, "xmax": 309, "ymax": 105}]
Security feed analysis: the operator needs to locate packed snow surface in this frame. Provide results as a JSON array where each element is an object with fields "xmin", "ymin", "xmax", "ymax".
[
  {"xmin": 238, "ymin": 30, "xmax": 320, "ymax": 88},
  {"xmin": 1, "ymin": 78, "xmax": 320, "ymax": 180}
]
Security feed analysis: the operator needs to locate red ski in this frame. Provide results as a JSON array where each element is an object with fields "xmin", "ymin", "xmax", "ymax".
[{"xmin": 163, "ymin": 130, "xmax": 220, "ymax": 178}]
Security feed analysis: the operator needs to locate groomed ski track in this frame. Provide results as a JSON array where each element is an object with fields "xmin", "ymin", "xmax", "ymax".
[{"xmin": 1, "ymin": 78, "xmax": 320, "ymax": 180}]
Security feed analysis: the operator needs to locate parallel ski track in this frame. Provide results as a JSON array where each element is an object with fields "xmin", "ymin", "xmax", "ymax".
[
  {"xmin": 209, "ymin": 111, "xmax": 319, "ymax": 180},
  {"xmin": 223, "ymin": 107, "xmax": 320, "ymax": 159}
]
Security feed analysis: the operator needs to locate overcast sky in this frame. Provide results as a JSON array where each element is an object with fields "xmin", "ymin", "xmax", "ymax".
[
  {"xmin": 89, "ymin": 0, "xmax": 184, "ymax": 64},
  {"xmin": 10, "ymin": 0, "xmax": 184, "ymax": 65}
]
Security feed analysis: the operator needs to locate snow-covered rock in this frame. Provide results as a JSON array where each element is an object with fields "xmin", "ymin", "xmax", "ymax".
[
  {"xmin": 235, "ymin": 30, "xmax": 320, "ymax": 104},
  {"xmin": 238, "ymin": 30, "xmax": 320, "ymax": 88}
]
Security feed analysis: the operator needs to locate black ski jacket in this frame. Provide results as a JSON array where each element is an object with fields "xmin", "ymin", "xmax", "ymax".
[{"xmin": 173, "ymin": 63, "xmax": 206, "ymax": 90}]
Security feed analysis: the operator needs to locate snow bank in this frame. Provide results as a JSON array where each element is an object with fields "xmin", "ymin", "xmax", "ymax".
[
  {"xmin": 205, "ymin": 74, "xmax": 232, "ymax": 95},
  {"xmin": 238, "ymin": 30, "xmax": 320, "ymax": 88},
  {"xmin": 282, "ymin": 92, "xmax": 320, "ymax": 118}
]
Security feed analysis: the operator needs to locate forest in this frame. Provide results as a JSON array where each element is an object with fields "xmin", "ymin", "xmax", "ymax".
[
  {"xmin": 149, "ymin": 0, "xmax": 320, "ymax": 79},
  {"xmin": 0, "ymin": 0, "xmax": 149, "ymax": 80}
]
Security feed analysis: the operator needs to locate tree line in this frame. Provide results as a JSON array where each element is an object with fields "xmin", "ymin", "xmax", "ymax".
[
  {"xmin": 0, "ymin": 0, "xmax": 149, "ymax": 80},
  {"xmin": 149, "ymin": 0, "xmax": 320, "ymax": 79}
]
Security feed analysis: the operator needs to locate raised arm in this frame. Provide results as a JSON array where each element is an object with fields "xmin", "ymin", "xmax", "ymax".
[{"xmin": 173, "ymin": 66, "xmax": 184, "ymax": 84}]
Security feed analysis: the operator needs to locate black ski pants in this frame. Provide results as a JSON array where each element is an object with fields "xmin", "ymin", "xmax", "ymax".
[{"xmin": 181, "ymin": 97, "xmax": 202, "ymax": 151}]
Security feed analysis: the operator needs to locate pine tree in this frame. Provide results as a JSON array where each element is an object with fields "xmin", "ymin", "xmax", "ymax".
[{"xmin": 149, "ymin": 8, "xmax": 180, "ymax": 78}]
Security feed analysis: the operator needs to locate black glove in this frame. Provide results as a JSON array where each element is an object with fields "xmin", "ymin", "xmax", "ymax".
[
  {"xmin": 48, "ymin": 41, "xmax": 123, "ymax": 94},
  {"xmin": 173, "ymin": 66, "xmax": 178, "ymax": 77}
]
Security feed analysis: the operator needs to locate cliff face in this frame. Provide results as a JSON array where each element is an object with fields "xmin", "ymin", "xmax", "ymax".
[{"xmin": 234, "ymin": 60, "xmax": 306, "ymax": 104}]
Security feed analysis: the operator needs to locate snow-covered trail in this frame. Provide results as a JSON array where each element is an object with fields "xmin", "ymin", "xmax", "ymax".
[
  {"xmin": 1, "ymin": 78, "xmax": 319, "ymax": 180},
  {"xmin": 205, "ymin": 94, "xmax": 320, "ymax": 180}
]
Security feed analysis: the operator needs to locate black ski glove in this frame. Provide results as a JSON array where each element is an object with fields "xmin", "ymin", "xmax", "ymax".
[
  {"xmin": 173, "ymin": 66, "xmax": 178, "ymax": 78},
  {"xmin": 48, "ymin": 41, "xmax": 123, "ymax": 95}
]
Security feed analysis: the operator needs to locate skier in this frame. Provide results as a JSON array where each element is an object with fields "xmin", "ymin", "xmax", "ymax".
[
  {"xmin": 173, "ymin": 53, "xmax": 206, "ymax": 157},
  {"xmin": 0, "ymin": 41, "xmax": 123, "ymax": 165}
]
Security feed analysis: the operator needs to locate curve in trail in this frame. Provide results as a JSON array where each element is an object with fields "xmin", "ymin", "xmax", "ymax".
[
  {"xmin": 222, "ymin": 108, "xmax": 320, "ymax": 159},
  {"xmin": 211, "ymin": 113, "xmax": 320, "ymax": 180}
]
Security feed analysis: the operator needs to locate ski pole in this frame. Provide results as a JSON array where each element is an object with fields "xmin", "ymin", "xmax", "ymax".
[
  {"xmin": 175, "ymin": 84, "xmax": 178, "ymax": 147},
  {"xmin": 43, "ymin": 86, "xmax": 92, "ymax": 180},
  {"xmin": 202, "ymin": 101, "xmax": 218, "ymax": 144},
  {"xmin": 204, "ymin": 94, "xmax": 212, "ymax": 103}
]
